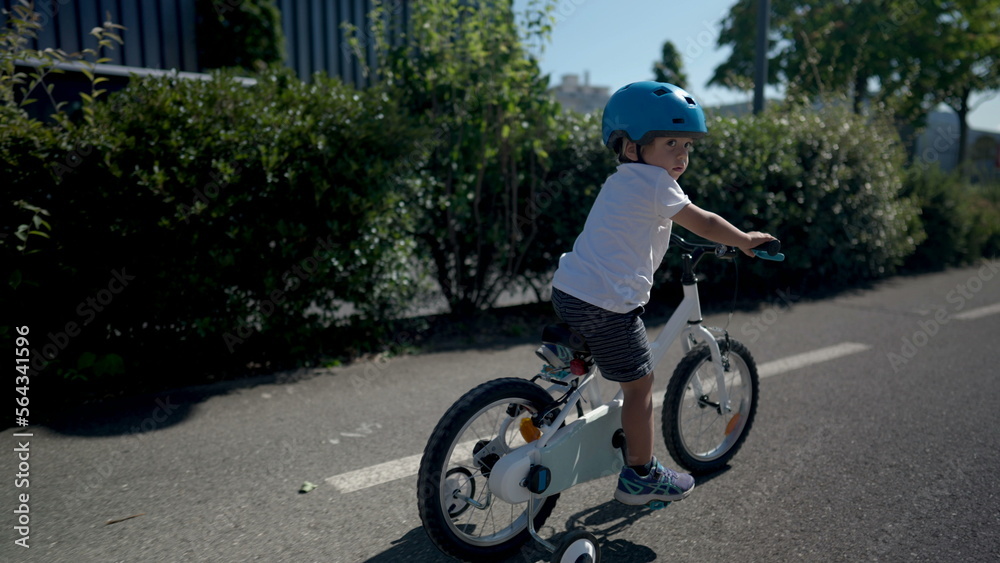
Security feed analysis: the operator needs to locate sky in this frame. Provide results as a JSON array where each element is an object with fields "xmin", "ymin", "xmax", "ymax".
[{"xmin": 516, "ymin": 0, "xmax": 1000, "ymax": 133}]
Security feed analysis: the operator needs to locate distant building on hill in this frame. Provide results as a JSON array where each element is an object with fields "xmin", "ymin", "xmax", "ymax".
[
  {"xmin": 551, "ymin": 72, "xmax": 610, "ymax": 114},
  {"xmin": 916, "ymin": 110, "xmax": 1000, "ymax": 181}
]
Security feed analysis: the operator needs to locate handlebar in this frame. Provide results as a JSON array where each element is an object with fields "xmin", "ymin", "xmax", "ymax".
[
  {"xmin": 669, "ymin": 234, "xmax": 785, "ymax": 262},
  {"xmin": 752, "ymin": 240, "xmax": 784, "ymax": 261}
]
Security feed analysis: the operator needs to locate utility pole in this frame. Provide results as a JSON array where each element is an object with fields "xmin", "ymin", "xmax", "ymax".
[{"xmin": 754, "ymin": 0, "xmax": 770, "ymax": 114}]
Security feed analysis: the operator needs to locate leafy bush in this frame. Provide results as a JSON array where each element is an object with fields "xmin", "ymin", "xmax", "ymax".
[
  {"xmin": 677, "ymin": 101, "xmax": 924, "ymax": 295},
  {"xmin": 492, "ymin": 100, "xmax": 929, "ymax": 308},
  {"xmin": 96, "ymin": 67, "xmax": 426, "ymax": 338},
  {"xmin": 901, "ymin": 166, "xmax": 1000, "ymax": 271},
  {"xmin": 516, "ymin": 110, "xmax": 617, "ymax": 299},
  {"xmin": 2, "ymin": 66, "xmax": 427, "ymax": 408}
]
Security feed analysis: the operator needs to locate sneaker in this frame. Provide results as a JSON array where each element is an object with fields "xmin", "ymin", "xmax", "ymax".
[{"xmin": 613, "ymin": 456, "xmax": 695, "ymax": 506}]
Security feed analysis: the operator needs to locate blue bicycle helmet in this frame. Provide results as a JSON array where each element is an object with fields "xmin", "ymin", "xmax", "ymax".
[{"xmin": 601, "ymin": 81, "xmax": 708, "ymax": 150}]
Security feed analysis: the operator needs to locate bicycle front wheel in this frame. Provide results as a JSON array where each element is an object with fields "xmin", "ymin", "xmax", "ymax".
[
  {"xmin": 417, "ymin": 378, "xmax": 559, "ymax": 562},
  {"xmin": 662, "ymin": 339, "xmax": 759, "ymax": 474}
]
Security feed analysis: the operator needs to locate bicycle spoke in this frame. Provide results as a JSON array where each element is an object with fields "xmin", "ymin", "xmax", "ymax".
[
  {"xmin": 419, "ymin": 378, "xmax": 561, "ymax": 559},
  {"xmin": 442, "ymin": 399, "xmax": 537, "ymax": 543},
  {"xmin": 664, "ymin": 341, "xmax": 759, "ymax": 472}
]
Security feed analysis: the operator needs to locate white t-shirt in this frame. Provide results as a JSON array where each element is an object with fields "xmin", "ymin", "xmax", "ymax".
[{"xmin": 552, "ymin": 163, "xmax": 690, "ymax": 313}]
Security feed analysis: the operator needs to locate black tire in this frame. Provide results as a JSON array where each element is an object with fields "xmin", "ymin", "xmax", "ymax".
[
  {"xmin": 662, "ymin": 339, "xmax": 759, "ymax": 474},
  {"xmin": 418, "ymin": 378, "xmax": 560, "ymax": 562}
]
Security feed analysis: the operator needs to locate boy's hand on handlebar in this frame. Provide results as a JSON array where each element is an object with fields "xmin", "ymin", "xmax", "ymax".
[{"xmin": 739, "ymin": 232, "xmax": 778, "ymax": 258}]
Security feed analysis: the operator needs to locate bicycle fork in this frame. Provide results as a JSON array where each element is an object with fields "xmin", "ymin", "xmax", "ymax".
[{"xmin": 686, "ymin": 324, "xmax": 732, "ymax": 416}]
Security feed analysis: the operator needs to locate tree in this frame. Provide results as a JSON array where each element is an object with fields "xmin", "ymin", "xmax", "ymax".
[
  {"xmin": 711, "ymin": 0, "xmax": 1000, "ymax": 165},
  {"xmin": 197, "ymin": 0, "xmax": 285, "ymax": 71},
  {"xmin": 347, "ymin": 0, "xmax": 561, "ymax": 315},
  {"xmin": 709, "ymin": 0, "xmax": 780, "ymax": 93},
  {"xmin": 653, "ymin": 41, "xmax": 688, "ymax": 86},
  {"xmin": 894, "ymin": 0, "xmax": 1000, "ymax": 165},
  {"xmin": 710, "ymin": 0, "xmax": 899, "ymax": 111}
]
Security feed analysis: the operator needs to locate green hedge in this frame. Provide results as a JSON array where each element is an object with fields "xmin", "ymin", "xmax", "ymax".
[
  {"xmin": 515, "ymin": 110, "xmax": 617, "ymax": 298},
  {"xmin": 7, "ymin": 73, "xmax": 991, "ymax": 411},
  {"xmin": 527, "ymin": 103, "xmax": 929, "ymax": 307},
  {"xmin": 900, "ymin": 165, "xmax": 1000, "ymax": 271},
  {"xmin": 2, "ymin": 68, "xmax": 427, "ymax": 407},
  {"xmin": 676, "ymin": 102, "xmax": 924, "ymax": 296}
]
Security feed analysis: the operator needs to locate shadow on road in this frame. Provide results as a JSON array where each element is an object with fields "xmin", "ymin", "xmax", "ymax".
[
  {"xmin": 597, "ymin": 538, "xmax": 658, "ymax": 562},
  {"xmin": 692, "ymin": 464, "xmax": 733, "ymax": 487},
  {"xmin": 364, "ymin": 522, "xmax": 554, "ymax": 563},
  {"xmin": 30, "ymin": 303, "xmax": 560, "ymax": 437},
  {"xmin": 558, "ymin": 500, "xmax": 660, "ymax": 562},
  {"xmin": 367, "ymin": 498, "xmax": 667, "ymax": 563},
  {"xmin": 41, "ymin": 388, "xmax": 200, "ymax": 437},
  {"xmin": 363, "ymin": 526, "xmax": 457, "ymax": 563},
  {"xmin": 38, "ymin": 370, "xmax": 321, "ymax": 437}
]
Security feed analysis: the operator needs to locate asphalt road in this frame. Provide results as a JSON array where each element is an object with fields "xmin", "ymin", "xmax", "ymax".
[{"xmin": 4, "ymin": 262, "xmax": 1000, "ymax": 563}]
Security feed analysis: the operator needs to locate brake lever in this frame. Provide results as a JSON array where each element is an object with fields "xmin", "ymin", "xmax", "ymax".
[
  {"xmin": 753, "ymin": 249, "xmax": 785, "ymax": 261},
  {"xmin": 752, "ymin": 239, "xmax": 784, "ymax": 261}
]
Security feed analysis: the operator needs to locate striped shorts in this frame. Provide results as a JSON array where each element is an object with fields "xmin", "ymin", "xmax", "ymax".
[{"xmin": 550, "ymin": 288, "xmax": 653, "ymax": 383}]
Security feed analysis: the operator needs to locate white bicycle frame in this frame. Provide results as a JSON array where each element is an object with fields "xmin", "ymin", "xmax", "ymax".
[{"xmin": 484, "ymin": 278, "xmax": 733, "ymax": 551}]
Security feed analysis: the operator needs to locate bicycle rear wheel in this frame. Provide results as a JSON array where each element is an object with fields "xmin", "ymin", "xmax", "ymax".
[
  {"xmin": 662, "ymin": 339, "xmax": 759, "ymax": 474},
  {"xmin": 417, "ymin": 378, "xmax": 560, "ymax": 562}
]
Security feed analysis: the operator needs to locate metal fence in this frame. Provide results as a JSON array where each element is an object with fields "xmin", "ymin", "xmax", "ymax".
[
  {"xmin": 279, "ymin": 0, "xmax": 409, "ymax": 87},
  {"xmin": 1, "ymin": 0, "xmax": 407, "ymax": 85},
  {"xmin": 1, "ymin": 0, "xmax": 199, "ymax": 71}
]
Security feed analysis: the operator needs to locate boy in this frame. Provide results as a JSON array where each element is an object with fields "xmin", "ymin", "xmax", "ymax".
[{"xmin": 550, "ymin": 81, "xmax": 775, "ymax": 506}]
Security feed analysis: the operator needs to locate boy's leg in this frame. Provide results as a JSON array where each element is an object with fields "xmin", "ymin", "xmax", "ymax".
[
  {"xmin": 550, "ymin": 288, "xmax": 692, "ymax": 503},
  {"xmin": 619, "ymin": 371, "xmax": 655, "ymax": 467},
  {"xmin": 615, "ymin": 371, "xmax": 696, "ymax": 506}
]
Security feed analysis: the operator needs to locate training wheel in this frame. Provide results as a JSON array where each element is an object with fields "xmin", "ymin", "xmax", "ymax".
[
  {"xmin": 442, "ymin": 467, "xmax": 475, "ymax": 518},
  {"xmin": 551, "ymin": 529, "xmax": 600, "ymax": 563}
]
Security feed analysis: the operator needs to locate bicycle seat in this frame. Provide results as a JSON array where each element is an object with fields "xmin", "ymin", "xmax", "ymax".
[{"xmin": 541, "ymin": 323, "xmax": 590, "ymax": 354}]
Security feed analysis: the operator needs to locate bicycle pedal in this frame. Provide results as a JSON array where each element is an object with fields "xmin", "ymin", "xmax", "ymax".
[{"xmin": 646, "ymin": 500, "xmax": 671, "ymax": 511}]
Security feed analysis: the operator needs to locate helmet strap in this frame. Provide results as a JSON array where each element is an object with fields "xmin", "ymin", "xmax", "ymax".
[{"xmin": 634, "ymin": 142, "xmax": 647, "ymax": 165}]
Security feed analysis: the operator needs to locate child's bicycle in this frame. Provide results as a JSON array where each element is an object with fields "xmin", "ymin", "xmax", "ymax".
[{"xmin": 417, "ymin": 234, "xmax": 784, "ymax": 562}]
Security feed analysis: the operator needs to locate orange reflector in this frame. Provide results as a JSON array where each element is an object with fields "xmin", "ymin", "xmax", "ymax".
[
  {"xmin": 725, "ymin": 413, "xmax": 742, "ymax": 436},
  {"xmin": 519, "ymin": 417, "xmax": 541, "ymax": 442}
]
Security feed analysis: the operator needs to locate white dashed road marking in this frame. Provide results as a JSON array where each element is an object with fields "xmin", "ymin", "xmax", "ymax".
[
  {"xmin": 327, "ymin": 439, "xmax": 480, "ymax": 494},
  {"xmin": 326, "ymin": 342, "xmax": 872, "ymax": 493},
  {"xmin": 953, "ymin": 302, "xmax": 1000, "ymax": 321},
  {"xmin": 327, "ymin": 452, "xmax": 424, "ymax": 494},
  {"xmin": 757, "ymin": 342, "xmax": 871, "ymax": 379}
]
